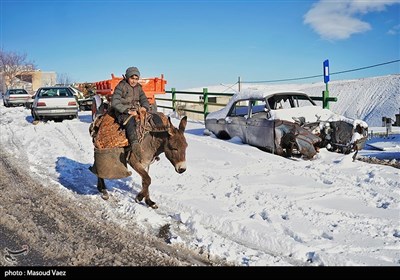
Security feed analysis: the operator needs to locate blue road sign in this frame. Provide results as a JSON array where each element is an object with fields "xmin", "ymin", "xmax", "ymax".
[{"xmin": 323, "ymin": 59, "xmax": 330, "ymax": 83}]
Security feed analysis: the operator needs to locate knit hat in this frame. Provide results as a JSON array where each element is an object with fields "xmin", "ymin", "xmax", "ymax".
[{"xmin": 125, "ymin": 67, "xmax": 140, "ymax": 78}]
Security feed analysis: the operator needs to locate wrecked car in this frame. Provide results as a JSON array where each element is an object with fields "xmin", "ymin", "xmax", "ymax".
[{"xmin": 204, "ymin": 90, "xmax": 368, "ymax": 159}]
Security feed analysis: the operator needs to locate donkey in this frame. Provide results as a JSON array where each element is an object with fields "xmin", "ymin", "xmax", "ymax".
[{"xmin": 96, "ymin": 115, "xmax": 188, "ymax": 209}]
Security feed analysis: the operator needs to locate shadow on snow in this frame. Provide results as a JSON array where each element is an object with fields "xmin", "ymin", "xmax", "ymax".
[{"xmin": 55, "ymin": 156, "xmax": 137, "ymax": 196}]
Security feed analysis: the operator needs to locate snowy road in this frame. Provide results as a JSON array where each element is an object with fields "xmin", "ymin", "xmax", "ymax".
[{"xmin": 1, "ymin": 105, "xmax": 399, "ymax": 266}]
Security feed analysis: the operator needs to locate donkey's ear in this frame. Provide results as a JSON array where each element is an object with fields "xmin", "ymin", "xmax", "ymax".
[
  {"xmin": 168, "ymin": 116, "xmax": 174, "ymax": 128},
  {"xmin": 179, "ymin": 116, "xmax": 187, "ymax": 133},
  {"xmin": 168, "ymin": 117, "xmax": 174, "ymax": 136}
]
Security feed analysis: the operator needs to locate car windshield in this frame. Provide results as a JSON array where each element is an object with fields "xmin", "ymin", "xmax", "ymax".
[
  {"xmin": 38, "ymin": 88, "xmax": 73, "ymax": 98},
  {"xmin": 9, "ymin": 89, "xmax": 28, "ymax": 95},
  {"xmin": 266, "ymin": 94, "xmax": 316, "ymax": 109}
]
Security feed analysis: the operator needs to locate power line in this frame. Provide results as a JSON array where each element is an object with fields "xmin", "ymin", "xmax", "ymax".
[
  {"xmin": 331, "ymin": 60, "xmax": 400, "ymax": 75},
  {"xmin": 241, "ymin": 59, "xmax": 400, "ymax": 84}
]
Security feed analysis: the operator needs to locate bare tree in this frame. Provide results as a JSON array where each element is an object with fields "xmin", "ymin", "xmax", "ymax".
[
  {"xmin": 0, "ymin": 48, "xmax": 36, "ymax": 91},
  {"xmin": 57, "ymin": 73, "xmax": 72, "ymax": 86}
]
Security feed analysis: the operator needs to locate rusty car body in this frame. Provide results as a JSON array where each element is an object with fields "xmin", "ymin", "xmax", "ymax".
[{"xmin": 205, "ymin": 91, "xmax": 368, "ymax": 159}]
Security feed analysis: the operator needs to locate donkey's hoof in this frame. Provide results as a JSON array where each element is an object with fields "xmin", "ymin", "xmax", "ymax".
[
  {"xmin": 145, "ymin": 198, "xmax": 158, "ymax": 209},
  {"xmin": 150, "ymin": 204, "xmax": 158, "ymax": 209},
  {"xmin": 100, "ymin": 191, "xmax": 109, "ymax": 200},
  {"xmin": 135, "ymin": 194, "xmax": 144, "ymax": 203}
]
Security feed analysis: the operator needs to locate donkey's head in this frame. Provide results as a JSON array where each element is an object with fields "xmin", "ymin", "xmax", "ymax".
[{"xmin": 165, "ymin": 116, "xmax": 188, "ymax": 174}]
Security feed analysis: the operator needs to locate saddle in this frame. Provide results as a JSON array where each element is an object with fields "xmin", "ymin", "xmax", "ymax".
[
  {"xmin": 90, "ymin": 110, "xmax": 170, "ymax": 149},
  {"xmin": 137, "ymin": 110, "xmax": 170, "ymax": 142}
]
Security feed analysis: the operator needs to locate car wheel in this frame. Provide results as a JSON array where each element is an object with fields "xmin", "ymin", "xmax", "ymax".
[
  {"xmin": 329, "ymin": 144, "xmax": 339, "ymax": 153},
  {"xmin": 281, "ymin": 132, "xmax": 297, "ymax": 157},
  {"xmin": 340, "ymin": 145, "xmax": 352, "ymax": 154},
  {"xmin": 216, "ymin": 131, "xmax": 231, "ymax": 140}
]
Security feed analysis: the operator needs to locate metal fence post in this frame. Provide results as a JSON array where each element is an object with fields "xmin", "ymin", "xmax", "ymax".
[
  {"xmin": 203, "ymin": 88, "xmax": 208, "ymax": 120},
  {"xmin": 171, "ymin": 88, "xmax": 176, "ymax": 112}
]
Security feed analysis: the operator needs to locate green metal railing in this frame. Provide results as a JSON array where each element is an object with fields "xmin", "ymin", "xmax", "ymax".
[
  {"xmin": 156, "ymin": 88, "xmax": 337, "ymax": 120},
  {"xmin": 156, "ymin": 88, "xmax": 234, "ymax": 120}
]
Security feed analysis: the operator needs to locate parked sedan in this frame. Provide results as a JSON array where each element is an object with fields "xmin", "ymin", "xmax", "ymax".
[
  {"xmin": 31, "ymin": 87, "xmax": 79, "ymax": 121},
  {"xmin": 3, "ymin": 88, "xmax": 31, "ymax": 107},
  {"xmin": 205, "ymin": 91, "xmax": 368, "ymax": 159}
]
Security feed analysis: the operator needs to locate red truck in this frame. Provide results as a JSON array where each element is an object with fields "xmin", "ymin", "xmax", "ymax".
[{"xmin": 91, "ymin": 73, "xmax": 167, "ymax": 119}]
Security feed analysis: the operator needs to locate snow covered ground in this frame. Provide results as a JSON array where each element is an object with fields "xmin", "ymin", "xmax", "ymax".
[{"xmin": 0, "ymin": 75, "xmax": 399, "ymax": 266}]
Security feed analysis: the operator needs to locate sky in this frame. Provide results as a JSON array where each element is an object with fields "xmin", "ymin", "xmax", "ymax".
[
  {"xmin": 1, "ymin": 0, "xmax": 400, "ymax": 89},
  {"xmin": 0, "ymin": 76, "xmax": 399, "ymax": 266}
]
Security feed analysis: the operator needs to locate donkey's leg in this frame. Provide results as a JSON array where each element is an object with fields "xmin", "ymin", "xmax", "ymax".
[
  {"xmin": 131, "ymin": 163, "xmax": 157, "ymax": 209},
  {"xmin": 97, "ymin": 177, "xmax": 109, "ymax": 200}
]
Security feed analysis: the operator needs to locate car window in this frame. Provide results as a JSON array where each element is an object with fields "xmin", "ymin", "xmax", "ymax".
[
  {"xmin": 250, "ymin": 100, "xmax": 267, "ymax": 114},
  {"xmin": 36, "ymin": 89, "xmax": 45, "ymax": 97},
  {"xmin": 39, "ymin": 88, "xmax": 58, "ymax": 97},
  {"xmin": 296, "ymin": 96, "xmax": 315, "ymax": 107},
  {"xmin": 275, "ymin": 97, "xmax": 293, "ymax": 109},
  {"xmin": 270, "ymin": 94, "xmax": 316, "ymax": 109},
  {"xmin": 288, "ymin": 95, "xmax": 316, "ymax": 107},
  {"xmin": 267, "ymin": 97, "xmax": 276, "ymax": 109},
  {"xmin": 228, "ymin": 101, "xmax": 248, "ymax": 117},
  {"xmin": 18, "ymin": 90, "xmax": 27, "ymax": 95},
  {"xmin": 59, "ymin": 88, "xmax": 72, "ymax": 97},
  {"xmin": 38, "ymin": 88, "xmax": 72, "ymax": 98},
  {"xmin": 248, "ymin": 100, "xmax": 270, "ymax": 118},
  {"xmin": 8, "ymin": 89, "xmax": 28, "ymax": 95},
  {"xmin": 39, "ymin": 89, "xmax": 56, "ymax": 97}
]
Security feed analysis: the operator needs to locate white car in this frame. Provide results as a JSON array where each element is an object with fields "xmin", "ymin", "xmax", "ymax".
[
  {"xmin": 31, "ymin": 87, "xmax": 79, "ymax": 121},
  {"xmin": 3, "ymin": 88, "xmax": 31, "ymax": 107}
]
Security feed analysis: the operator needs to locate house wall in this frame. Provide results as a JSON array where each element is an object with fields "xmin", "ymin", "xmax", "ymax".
[{"xmin": 0, "ymin": 70, "xmax": 56, "ymax": 95}]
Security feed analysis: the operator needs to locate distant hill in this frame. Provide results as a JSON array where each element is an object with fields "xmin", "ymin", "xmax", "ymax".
[
  {"xmin": 191, "ymin": 74, "xmax": 399, "ymax": 127},
  {"xmin": 296, "ymin": 74, "xmax": 400, "ymax": 127}
]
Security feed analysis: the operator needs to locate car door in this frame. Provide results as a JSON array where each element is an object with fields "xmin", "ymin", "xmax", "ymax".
[
  {"xmin": 224, "ymin": 101, "xmax": 249, "ymax": 141},
  {"xmin": 244, "ymin": 100, "xmax": 275, "ymax": 149}
]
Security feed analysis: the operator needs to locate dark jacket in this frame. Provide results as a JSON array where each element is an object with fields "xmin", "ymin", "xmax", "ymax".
[{"xmin": 111, "ymin": 79, "xmax": 150, "ymax": 120}]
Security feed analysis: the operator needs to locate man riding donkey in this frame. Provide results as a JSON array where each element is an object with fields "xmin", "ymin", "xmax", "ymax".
[
  {"xmin": 90, "ymin": 66, "xmax": 188, "ymax": 208},
  {"xmin": 111, "ymin": 66, "xmax": 149, "ymax": 161}
]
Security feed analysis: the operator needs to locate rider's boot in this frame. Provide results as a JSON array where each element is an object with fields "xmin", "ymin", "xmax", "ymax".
[{"xmin": 126, "ymin": 117, "xmax": 142, "ymax": 161}]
